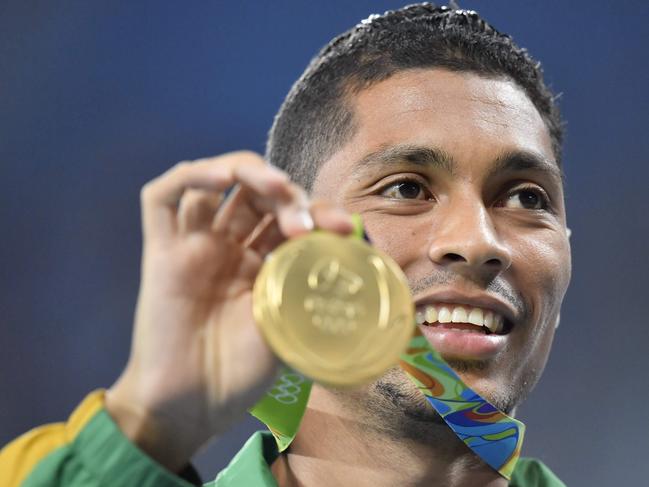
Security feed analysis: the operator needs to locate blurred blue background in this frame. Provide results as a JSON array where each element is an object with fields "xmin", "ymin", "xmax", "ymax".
[{"xmin": 1, "ymin": 1, "xmax": 648, "ymax": 484}]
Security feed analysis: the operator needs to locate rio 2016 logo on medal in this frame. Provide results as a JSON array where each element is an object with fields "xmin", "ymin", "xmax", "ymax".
[
  {"xmin": 253, "ymin": 232, "xmax": 414, "ymax": 387},
  {"xmin": 303, "ymin": 257, "xmax": 365, "ymax": 336}
]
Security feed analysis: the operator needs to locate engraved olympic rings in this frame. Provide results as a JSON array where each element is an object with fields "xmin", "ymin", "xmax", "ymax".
[{"xmin": 266, "ymin": 372, "xmax": 306, "ymax": 404}]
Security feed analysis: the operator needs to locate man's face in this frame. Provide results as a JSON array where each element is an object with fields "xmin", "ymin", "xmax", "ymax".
[{"xmin": 311, "ymin": 68, "xmax": 571, "ymax": 416}]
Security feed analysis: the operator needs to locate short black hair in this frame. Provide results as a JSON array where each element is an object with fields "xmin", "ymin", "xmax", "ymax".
[{"xmin": 266, "ymin": 2, "xmax": 563, "ymax": 191}]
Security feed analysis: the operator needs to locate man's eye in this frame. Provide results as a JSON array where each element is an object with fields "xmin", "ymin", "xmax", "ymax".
[
  {"xmin": 380, "ymin": 180, "xmax": 429, "ymax": 200},
  {"xmin": 502, "ymin": 187, "xmax": 548, "ymax": 210}
]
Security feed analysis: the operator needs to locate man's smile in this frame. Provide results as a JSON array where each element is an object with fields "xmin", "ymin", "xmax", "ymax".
[
  {"xmin": 414, "ymin": 292, "xmax": 518, "ymax": 359},
  {"xmin": 416, "ymin": 303, "xmax": 506, "ymax": 333}
]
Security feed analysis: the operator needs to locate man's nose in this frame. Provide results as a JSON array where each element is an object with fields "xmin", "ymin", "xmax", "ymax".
[{"xmin": 427, "ymin": 198, "xmax": 512, "ymax": 280}]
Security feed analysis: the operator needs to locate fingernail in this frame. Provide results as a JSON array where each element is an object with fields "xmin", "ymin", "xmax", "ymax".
[{"xmin": 299, "ymin": 209, "xmax": 314, "ymax": 231}]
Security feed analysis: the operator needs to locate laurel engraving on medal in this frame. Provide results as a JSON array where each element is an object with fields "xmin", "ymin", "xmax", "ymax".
[{"xmin": 303, "ymin": 257, "xmax": 365, "ymax": 335}]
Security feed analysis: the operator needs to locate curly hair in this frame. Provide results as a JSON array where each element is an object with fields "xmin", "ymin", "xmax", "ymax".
[{"xmin": 266, "ymin": 3, "xmax": 563, "ymax": 191}]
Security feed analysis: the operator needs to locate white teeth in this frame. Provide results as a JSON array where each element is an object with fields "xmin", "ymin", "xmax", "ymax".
[
  {"xmin": 467, "ymin": 308, "xmax": 483, "ymax": 326},
  {"xmin": 438, "ymin": 306, "xmax": 452, "ymax": 323},
  {"xmin": 415, "ymin": 304, "xmax": 505, "ymax": 334},
  {"xmin": 415, "ymin": 311, "xmax": 426, "ymax": 325},
  {"xmin": 425, "ymin": 306, "xmax": 438, "ymax": 323},
  {"xmin": 484, "ymin": 311, "xmax": 494, "ymax": 329},
  {"xmin": 451, "ymin": 306, "xmax": 467, "ymax": 323}
]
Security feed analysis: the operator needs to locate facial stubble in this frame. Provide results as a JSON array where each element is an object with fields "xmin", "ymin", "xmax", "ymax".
[{"xmin": 330, "ymin": 272, "xmax": 534, "ymax": 444}]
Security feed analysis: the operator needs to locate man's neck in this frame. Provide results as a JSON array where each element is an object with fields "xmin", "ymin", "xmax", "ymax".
[{"xmin": 270, "ymin": 387, "xmax": 507, "ymax": 487}]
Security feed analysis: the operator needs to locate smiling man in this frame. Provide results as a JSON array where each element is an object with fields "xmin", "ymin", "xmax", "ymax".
[
  {"xmin": 310, "ymin": 68, "xmax": 568, "ymax": 416},
  {"xmin": 0, "ymin": 4, "xmax": 570, "ymax": 487}
]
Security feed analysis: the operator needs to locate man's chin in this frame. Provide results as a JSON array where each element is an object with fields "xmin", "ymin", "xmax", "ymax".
[
  {"xmin": 443, "ymin": 358, "xmax": 519, "ymax": 415},
  {"xmin": 375, "ymin": 360, "xmax": 520, "ymax": 420},
  {"xmin": 328, "ymin": 361, "xmax": 524, "ymax": 442}
]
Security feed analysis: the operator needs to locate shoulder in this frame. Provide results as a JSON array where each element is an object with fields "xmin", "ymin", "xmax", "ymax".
[
  {"xmin": 211, "ymin": 432, "xmax": 279, "ymax": 487},
  {"xmin": 510, "ymin": 457, "xmax": 566, "ymax": 487}
]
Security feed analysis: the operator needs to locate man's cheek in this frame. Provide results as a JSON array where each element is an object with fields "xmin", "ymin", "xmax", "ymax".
[
  {"xmin": 362, "ymin": 214, "xmax": 424, "ymax": 264},
  {"xmin": 513, "ymin": 235, "xmax": 570, "ymax": 300},
  {"xmin": 527, "ymin": 320, "xmax": 557, "ymax": 390}
]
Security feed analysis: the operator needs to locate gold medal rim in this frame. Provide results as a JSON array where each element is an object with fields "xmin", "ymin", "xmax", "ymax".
[{"xmin": 253, "ymin": 233, "xmax": 414, "ymax": 387}]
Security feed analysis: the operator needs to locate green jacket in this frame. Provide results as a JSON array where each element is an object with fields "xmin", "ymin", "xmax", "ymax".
[{"xmin": 0, "ymin": 391, "xmax": 566, "ymax": 486}]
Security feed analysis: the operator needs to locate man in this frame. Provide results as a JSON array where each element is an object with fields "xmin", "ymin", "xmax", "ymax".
[{"xmin": 0, "ymin": 4, "xmax": 570, "ymax": 486}]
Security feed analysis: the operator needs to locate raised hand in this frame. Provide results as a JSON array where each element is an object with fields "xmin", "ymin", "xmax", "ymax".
[{"xmin": 105, "ymin": 152, "xmax": 353, "ymax": 472}]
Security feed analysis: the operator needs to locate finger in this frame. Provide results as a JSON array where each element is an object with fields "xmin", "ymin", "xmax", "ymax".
[
  {"xmin": 215, "ymin": 185, "xmax": 314, "ymax": 241},
  {"xmin": 141, "ymin": 161, "xmax": 233, "ymax": 240},
  {"xmin": 140, "ymin": 151, "xmax": 282, "ymax": 240},
  {"xmin": 212, "ymin": 186, "xmax": 265, "ymax": 242},
  {"xmin": 232, "ymin": 164, "xmax": 314, "ymax": 237},
  {"xmin": 177, "ymin": 189, "xmax": 223, "ymax": 234},
  {"xmin": 211, "ymin": 179, "xmax": 304, "ymax": 247},
  {"xmin": 233, "ymin": 162, "xmax": 293, "ymax": 202},
  {"xmin": 270, "ymin": 199, "xmax": 356, "ymax": 239},
  {"xmin": 236, "ymin": 199, "xmax": 354, "ymax": 257},
  {"xmin": 309, "ymin": 200, "xmax": 355, "ymax": 235},
  {"xmin": 214, "ymin": 178, "xmax": 354, "ymax": 246},
  {"xmin": 245, "ymin": 214, "xmax": 285, "ymax": 256},
  {"xmin": 247, "ymin": 204, "xmax": 355, "ymax": 260}
]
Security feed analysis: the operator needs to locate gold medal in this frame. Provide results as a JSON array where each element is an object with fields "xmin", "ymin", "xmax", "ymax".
[{"xmin": 253, "ymin": 232, "xmax": 414, "ymax": 387}]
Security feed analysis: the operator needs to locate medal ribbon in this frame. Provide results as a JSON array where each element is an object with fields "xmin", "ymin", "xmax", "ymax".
[
  {"xmin": 398, "ymin": 332, "xmax": 524, "ymax": 479},
  {"xmin": 249, "ymin": 218, "xmax": 524, "ymax": 480}
]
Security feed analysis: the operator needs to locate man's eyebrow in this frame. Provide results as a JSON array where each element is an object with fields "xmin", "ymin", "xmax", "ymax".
[
  {"xmin": 351, "ymin": 145, "xmax": 563, "ymax": 182},
  {"xmin": 490, "ymin": 150, "xmax": 563, "ymax": 182},
  {"xmin": 352, "ymin": 144, "xmax": 455, "ymax": 174}
]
